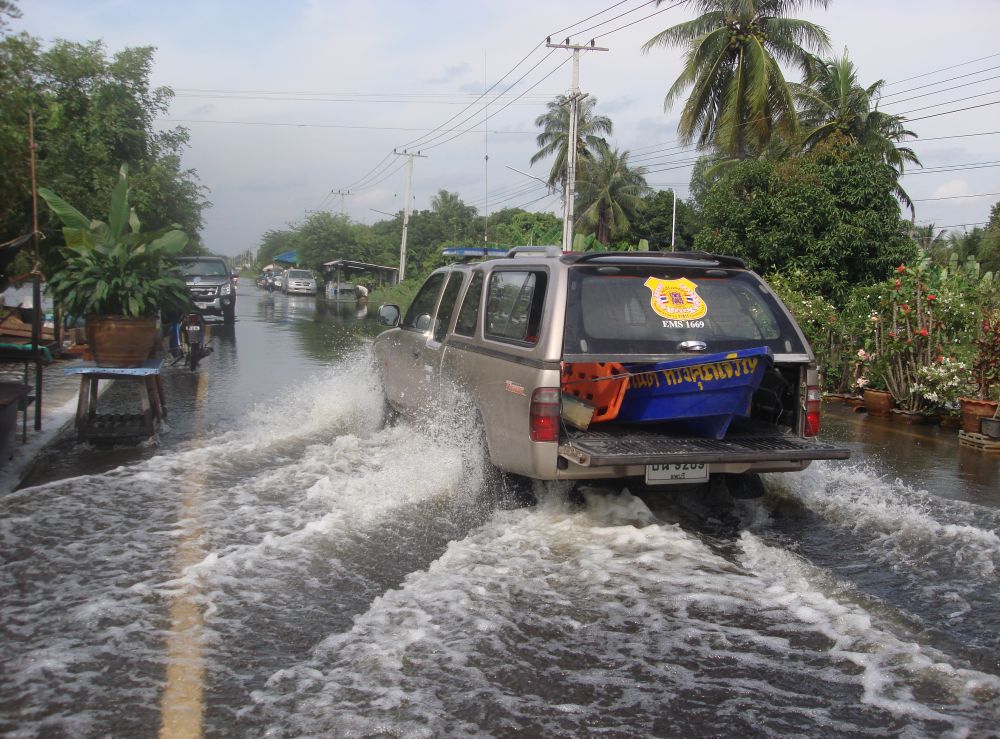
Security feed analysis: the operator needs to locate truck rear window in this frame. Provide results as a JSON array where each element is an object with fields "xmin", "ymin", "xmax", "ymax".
[{"xmin": 563, "ymin": 266, "xmax": 806, "ymax": 357}]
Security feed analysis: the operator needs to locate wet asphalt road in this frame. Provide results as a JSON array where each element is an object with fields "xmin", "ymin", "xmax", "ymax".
[{"xmin": 2, "ymin": 283, "xmax": 999, "ymax": 737}]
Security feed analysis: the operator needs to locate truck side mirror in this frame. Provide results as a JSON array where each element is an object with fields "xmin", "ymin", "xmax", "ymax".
[{"xmin": 377, "ymin": 304, "xmax": 401, "ymax": 327}]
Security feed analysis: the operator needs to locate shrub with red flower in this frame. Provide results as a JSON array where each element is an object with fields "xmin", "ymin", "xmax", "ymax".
[{"xmin": 862, "ymin": 259, "xmax": 982, "ymax": 412}]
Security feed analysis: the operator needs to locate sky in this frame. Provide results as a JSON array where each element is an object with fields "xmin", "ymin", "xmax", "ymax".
[{"xmin": 13, "ymin": 0, "xmax": 1000, "ymax": 258}]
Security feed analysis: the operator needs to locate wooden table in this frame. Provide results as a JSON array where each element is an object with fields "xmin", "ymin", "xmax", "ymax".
[{"xmin": 64, "ymin": 359, "xmax": 166, "ymax": 442}]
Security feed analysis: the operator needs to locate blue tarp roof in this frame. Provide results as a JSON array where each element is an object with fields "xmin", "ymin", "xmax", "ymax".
[{"xmin": 273, "ymin": 250, "xmax": 299, "ymax": 264}]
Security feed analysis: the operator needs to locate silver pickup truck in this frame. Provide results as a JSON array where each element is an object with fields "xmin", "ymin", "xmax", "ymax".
[{"xmin": 373, "ymin": 247, "xmax": 849, "ymax": 492}]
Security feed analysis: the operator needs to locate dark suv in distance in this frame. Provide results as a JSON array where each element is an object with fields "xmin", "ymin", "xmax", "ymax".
[{"xmin": 177, "ymin": 256, "xmax": 236, "ymax": 323}]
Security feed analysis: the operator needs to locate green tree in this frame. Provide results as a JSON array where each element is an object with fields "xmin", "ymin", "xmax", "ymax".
[
  {"xmin": 431, "ymin": 190, "xmax": 479, "ymax": 241},
  {"xmin": 0, "ymin": 0, "xmax": 20, "ymax": 34},
  {"xmin": 695, "ymin": 137, "xmax": 915, "ymax": 299},
  {"xmin": 979, "ymin": 200, "xmax": 1000, "ymax": 275},
  {"xmin": 489, "ymin": 210, "xmax": 562, "ymax": 246},
  {"xmin": 910, "ymin": 223, "xmax": 947, "ymax": 256},
  {"xmin": 642, "ymin": 0, "xmax": 831, "ymax": 158},
  {"xmin": 0, "ymin": 36, "xmax": 208, "ymax": 261},
  {"xmin": 574, "ymin": 145, "xmax": 651, "ymax": 245},
  {"xmin": 529, "ymin": 95, "xmax": 613, "ymax": 189},
  {"xmin": 627, "ymin": 189, "xmax": 698, "ymax": 250},
  {"xmin": 794, "ymin": 50, "xmax": 920, "ymax": 211}
]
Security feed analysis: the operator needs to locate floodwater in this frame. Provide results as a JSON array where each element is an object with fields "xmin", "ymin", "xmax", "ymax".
[{"xmin": 2, "ymin": 285, "xmax": 999, "ymax": 736}]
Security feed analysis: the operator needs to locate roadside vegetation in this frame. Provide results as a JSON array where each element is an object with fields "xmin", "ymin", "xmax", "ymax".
[{"xmin": 2, "ymin": 0, "xmax": 996, "ymax": 409}]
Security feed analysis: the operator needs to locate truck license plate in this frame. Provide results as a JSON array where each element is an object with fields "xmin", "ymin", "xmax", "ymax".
[{"xmin": 645, "ymin": 463, "xmax": 709, "ymax": 485}]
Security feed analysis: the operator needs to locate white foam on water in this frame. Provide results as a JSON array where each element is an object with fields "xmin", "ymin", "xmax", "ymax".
[
  {"xmin": 252, "ymin": 488, "xmax": 995, "ymax": 736},
  {"xmin": 738, "ymin": 531, "xmax": 1000, "ymax": 728},
  {"xmin": 762, "ymin": 462, "xmax": 1000, "ymax": 647},
  {"xmin": 1, "ymin": 349, "xmax": 476, "ymax": 736},
  {"xmin": 766, "ymin": 463, "xmax": 1000, "ymax": 581}
]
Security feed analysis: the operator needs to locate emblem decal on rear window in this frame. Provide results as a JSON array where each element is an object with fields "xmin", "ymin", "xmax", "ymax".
[{"xmin": 644, "ymin": 277, "xmax": 708, "ymax": 321}]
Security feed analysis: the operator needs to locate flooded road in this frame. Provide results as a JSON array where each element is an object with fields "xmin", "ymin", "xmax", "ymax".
[{"xmin": 2, "ymin": 285, "xmax": 999, "ymax": 736}]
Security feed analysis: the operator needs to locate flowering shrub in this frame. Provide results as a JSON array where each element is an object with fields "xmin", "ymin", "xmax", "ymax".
[
  {"xmin": 862, "ymin": 259, "xmax": 980, "ymax": 412},
  {"xmin": 912, "ymin": 357, "xmax": 973, "ymax": 412}
]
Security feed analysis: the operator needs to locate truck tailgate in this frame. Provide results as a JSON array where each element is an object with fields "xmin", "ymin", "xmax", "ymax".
[{"xmin": 559, "ymin": 429, "xmax": 851, "ymax": 467}]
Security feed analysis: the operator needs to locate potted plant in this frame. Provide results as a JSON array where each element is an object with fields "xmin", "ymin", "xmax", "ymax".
[
  {"xmin": 40, "ymin": 165, "xmax": 190, "ymax": 367},
  {"xmin": 852, "ymin": 349, "xmax": 894, "ymax": 416},
  {"xmin": 959, "ymin": 314, "xmax": 1000, "ymax": 434}
]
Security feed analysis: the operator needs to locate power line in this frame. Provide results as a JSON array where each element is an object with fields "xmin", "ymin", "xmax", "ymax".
[
  {"xmin": 162, "ymin": 118, "xmax": 537, "ymax": 134},
  {"xmin": 902, "ymin": 160, "xmax": 1000, "ymax": 175},
  {"xmin": 882, "ymin": 52, "xmax": 1000, "ymax": 88},
  {"xmin": 593, "ymin": 0, "xmax": 688, "ymax": 40},
  {"xmin": 420, "ymin": 56, "xmax": 573, "ymax": 153},
  {"xmin": 879, "ymin": 65, "xmax": 1000, "ymax": 100},
  {"xmin": 547, "ymin": 0, "xmax": 639, "ymax": 38},
  {"xmin": 889, "ymin": 88, "xmax": 1000, "ymax": 116},
  {"xmin": 912, "ymin": 192, "xmax": 1000, "ymax": 202},
  {"xmin": 877, "ymin": 74, "xmax": 1000, "ymax": 107},
  {"xmin": 906, "ymin": 100, "xmax": 1000, "ymax": 122},
  {"xmin": 913, "ymin": 221, "xmax": 988, "ymax": 229}
]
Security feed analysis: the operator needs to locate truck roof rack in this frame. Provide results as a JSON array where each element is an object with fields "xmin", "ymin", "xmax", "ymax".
[
  {"xmin": 562, "ymin": 250, "xmax": 746, "ymax": 269},
  {"xmin": 506, "ymin": 245, "xmax": 563, "ymax": 259}
]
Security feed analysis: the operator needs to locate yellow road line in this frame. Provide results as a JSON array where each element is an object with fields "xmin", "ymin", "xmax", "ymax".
[{"xmin": 159, "ymin": 369, "xmax": 209, "ymax": 738}]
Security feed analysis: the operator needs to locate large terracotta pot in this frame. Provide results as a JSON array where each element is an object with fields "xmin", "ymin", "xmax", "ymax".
[
  {"xmin": 862, "ymin": 389, "xmax": 894, "ymax": 418},
  {"xmin": 86, "ymin": 315, "xmax": 159, "ymax": 368},
  {"xmin": 958, "ymin": 397, "xmax": 1000, "ymax": 434}
]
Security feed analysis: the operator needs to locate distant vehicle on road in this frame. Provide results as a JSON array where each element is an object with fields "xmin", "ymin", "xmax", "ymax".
[
  {"xmin": 283, "ymin": 269, "xmax": 318, "ymax": 295},
  {"xmin": 177, "ymin": 256, "xmax": 236, "ymax": 324},
  {"xmin": 274, "ymin": 271, "xmax": 285, "ymax": 291}
]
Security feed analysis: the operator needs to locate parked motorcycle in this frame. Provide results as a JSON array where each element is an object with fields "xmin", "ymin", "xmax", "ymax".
[{"xmin": 169, "ymin": 312, "xmax": 213, "ymax": 370}]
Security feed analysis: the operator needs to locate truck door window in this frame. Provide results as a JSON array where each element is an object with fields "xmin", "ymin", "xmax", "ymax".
[
  {"xmin": 433, "ymin": 272, "xmax": 465, "ymax": 342},
  {"xmin": 454, "ymin": 272, "xmax": 483, "ymax": 337},
  {"xmin": 402, "ymin": 272, "xmax": 446, "ymax": 332},
  {"xmin": 485, "ymin": 270, "xmax": 547, "ymax": 345}
]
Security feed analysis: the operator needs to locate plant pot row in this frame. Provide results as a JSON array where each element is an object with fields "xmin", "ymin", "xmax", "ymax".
[{"xmin": 858, "ymin": 389, "xmax": 999, "ymax": 434}]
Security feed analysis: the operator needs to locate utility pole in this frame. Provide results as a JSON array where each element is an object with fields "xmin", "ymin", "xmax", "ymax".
[
  {"xmin": 333, "ymin": 189, "xmax": 350, "ymax": 215},
  {"xmin": 671, "ymin": 190, "xmax": 677, "ymax": 251},
  {"xmin": 394, "ymin": 149, "xmax": 426, "ymax": 283},
  {"xmin": 546, "ymin": 38, "xmax": 608, "ymax": 251}
]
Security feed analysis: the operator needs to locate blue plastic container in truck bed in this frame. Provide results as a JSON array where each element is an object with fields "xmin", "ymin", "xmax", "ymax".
[{"xmin": 616, "ymin": 347, "xmax": 774, "ymax": 439}]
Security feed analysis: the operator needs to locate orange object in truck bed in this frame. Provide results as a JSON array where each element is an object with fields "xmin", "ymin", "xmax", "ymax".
[{"xmin": 561, "ymin": 362, "xmax": 629, "ymax": 423}]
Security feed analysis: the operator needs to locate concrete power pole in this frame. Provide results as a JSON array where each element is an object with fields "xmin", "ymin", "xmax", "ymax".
[
  {"xmin": 394, "ymin": 149, "xmax": 426, "ymax": 283},
  {"xmin": 546, "ymin": 38, "xmax": 608, "ymax": 251}
]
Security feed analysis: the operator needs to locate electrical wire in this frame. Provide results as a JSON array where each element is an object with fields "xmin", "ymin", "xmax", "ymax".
[
  {"xmin": 888, "ymin": 88, "xmax": 1000, "ymax": 116},
  {"xmin": 902, "ymin": 160, "xmax": 1000, "ymax": 175},
  {"xmin": 906, "ymin": 100, "xmax": 1000, "ymax": 122},
  {"xmin": 912, "ymin": 192, "xmax": 1000, "ymax": 202},
  {"xmin": 882, "ymin": 52, "xmax": 1000, "ymax": 88},
  {"xmin": 877, "ymin": 74, "xmax": 1000, "ymax": 108},
  {"xmin": 878, "ymin": 66, "xmax": 1000, "ymax": 100}
]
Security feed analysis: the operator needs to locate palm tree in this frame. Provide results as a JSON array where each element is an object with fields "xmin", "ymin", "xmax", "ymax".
[
  {"xmin": 910, "ymin": 223, "xmax": 948, "ymax": 255},
  {"xmin": 794, "ymin": 51, "xmax": 921, "ymax": 211},
  {"xmin": 574, "ymin": 144, "xmax": 651, "ymax": 245},
  {"xmin": 642, "ymin": 0, "xmax": 831, "ymax": 159},
  {"xmin": 530, "ymin": 95, "xmax": 613, "ymax": 189}
]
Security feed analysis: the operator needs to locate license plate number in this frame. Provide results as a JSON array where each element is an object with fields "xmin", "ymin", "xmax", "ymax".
[
  {"xmin": 645, "ymin": 463, "xmax": 709, "ymax": 484},
  {"xmin": 187, "ymin": 326, "xmax": 201, "ymax": 332}
]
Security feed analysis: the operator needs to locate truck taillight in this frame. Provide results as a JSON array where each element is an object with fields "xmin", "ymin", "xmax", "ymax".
[
  {"xmin": 805, "ymin": 385, "xmax": 822, "ymax": 437},
  {"xmin": 530, "ymin": 388, "xmax": 561, "ymax": 442}
]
